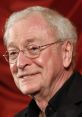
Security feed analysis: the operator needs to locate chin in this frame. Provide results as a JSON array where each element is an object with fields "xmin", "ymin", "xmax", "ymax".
[
  {"xmin": 19, "ymin": 89, "xmax": 31, "ymax": 95},
  {"xmin": 19, "ymin": 87, "xmax": 31, "ymax": 95},
  {"xmin": 19, "ymin": 85, "xmax": 40, "ymax": 96}
]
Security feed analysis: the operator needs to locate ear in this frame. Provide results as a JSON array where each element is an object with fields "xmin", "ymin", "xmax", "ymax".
[{"xmin": 62, "ymin": 41, "xmax": 73, "ymax": 68}]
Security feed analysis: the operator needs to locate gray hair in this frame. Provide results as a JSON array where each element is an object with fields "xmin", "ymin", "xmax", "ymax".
[{"xmin": 3, "ymin": 6, "xmax": 77, "ymax": 45}]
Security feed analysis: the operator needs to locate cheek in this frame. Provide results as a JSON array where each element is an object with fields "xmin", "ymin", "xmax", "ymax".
[
  {"xmin": 10, "ymin": 64, "xmax": 20, "ymax": 88},
  {"xmin": 10, "ymin": 64, "xmax": 18, "ymax": 76},
  {"xmin": 34, "ymin": 48, "xmax": 63, "ymax": 78},
  {"xmin": 34, "ymin": 48, "xmax": 62, "ymax": 68},
  {"xmin": 34, "ymin": 49, "xmax": 57, "ymax": 79},
  {"xmin": 34, "ymin": 50, "xmax": 52, "ymax": 68}
]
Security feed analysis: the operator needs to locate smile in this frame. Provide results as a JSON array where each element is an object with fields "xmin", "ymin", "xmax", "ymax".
[{"xmin": 17, "ymin": 72, "xmax": 40, "ymax": 79}]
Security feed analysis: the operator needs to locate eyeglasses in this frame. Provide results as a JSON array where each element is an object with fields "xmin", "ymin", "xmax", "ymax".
[{"xmin": 3, "ymin": 40, "xmax": 62, "ymax": 64}]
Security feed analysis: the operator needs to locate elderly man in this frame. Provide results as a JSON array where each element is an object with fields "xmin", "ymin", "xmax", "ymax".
[{"xmin": 3, "ymin": 6, "xmax": 82, "ymax": 117}]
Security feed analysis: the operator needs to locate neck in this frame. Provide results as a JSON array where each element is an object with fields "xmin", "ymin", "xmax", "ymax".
[{"xmin": 39, "ymin": 111, "xmax": 46, "ymax": 117}]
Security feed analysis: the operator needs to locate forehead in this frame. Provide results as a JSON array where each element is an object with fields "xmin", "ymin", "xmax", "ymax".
[{"xmin": 7, "ymin": 13, "xmax": 56, "ymax": 47}]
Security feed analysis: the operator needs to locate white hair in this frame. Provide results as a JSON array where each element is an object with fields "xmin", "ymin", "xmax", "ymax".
[{"xmin": 4, "ymin": 6, "xmax": 77, "ymax": 45}]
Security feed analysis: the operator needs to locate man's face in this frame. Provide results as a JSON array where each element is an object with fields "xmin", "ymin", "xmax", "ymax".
[{"xmin": 6, "ymin": 14, "xmax": 63, "ymax": 97}]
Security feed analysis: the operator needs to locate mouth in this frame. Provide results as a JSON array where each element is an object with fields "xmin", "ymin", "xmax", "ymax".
[{"xmin": 17, "ymin": 72, "xmax": 40, "ymax": 79}]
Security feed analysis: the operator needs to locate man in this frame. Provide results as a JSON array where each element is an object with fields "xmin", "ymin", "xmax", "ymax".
[{"xmin": 3, "ymin": 6, "xmax": 82, "ymax": 117}]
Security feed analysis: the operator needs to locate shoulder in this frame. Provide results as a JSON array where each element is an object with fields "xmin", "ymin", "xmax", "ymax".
[
  {"xmin": 74, "ymin": 71, "xmax": 82, "ymax": 86},
  {"xmin": 14, "ymin": 99, "xmax": 37, "ymax": 117},
  {"xmin": 14, "ymin": 107, "xmax": 28, "ymax": 117},
  {"xmin": 69, "ymin": 72, "xmax": 82, "ymax": 95},
  {"xmin": 68, "ymin": 72, "xmax": 82, "ymax": 107},
  {"xmin": 71, "ymin": 71, "xmax": 82, "ymax": 86}
]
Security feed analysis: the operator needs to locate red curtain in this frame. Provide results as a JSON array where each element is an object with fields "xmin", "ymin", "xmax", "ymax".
[{"xmin": 0, "ymin": 0, "xmax": 82, "ymax": 117}]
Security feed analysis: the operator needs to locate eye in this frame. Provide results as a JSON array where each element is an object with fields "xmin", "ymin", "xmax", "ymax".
[
  {"xmin": 9, "ymin": 51, "xmax": 17, "ymax": 55},
  {"xmin": 8, "ymin": 50, "xmax": 18, "ymax": 59},
  {"xmin": 27, "ymin": 45, "xmax": 40, "ymax": 54}
]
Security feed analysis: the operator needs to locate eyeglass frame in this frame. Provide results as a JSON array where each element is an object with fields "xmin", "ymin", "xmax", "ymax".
[{"xmin": 3, "ymin": 39, "xmax": 63, "ymax": 64}]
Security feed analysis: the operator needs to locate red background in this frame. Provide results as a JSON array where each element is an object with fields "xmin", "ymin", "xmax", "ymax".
[{"xmin": 0, "ymin": 0, "xmax": 82, "ymax": 117}]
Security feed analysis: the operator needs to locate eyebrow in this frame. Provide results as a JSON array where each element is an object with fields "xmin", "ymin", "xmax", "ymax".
[
  {"xmin": 25, "ymin": 38, "xmax": 36, "ymax": 43},
  {"xmin": 7, "ymin": 38, "xmax": 43, "ymax": 49},
  {"xmin": 7, "ymin": 42, "xmax": 18, "ymax": 50},
  {"xmin": 23, "ymin": 38, "xmax": 42, "ymax": 46}
]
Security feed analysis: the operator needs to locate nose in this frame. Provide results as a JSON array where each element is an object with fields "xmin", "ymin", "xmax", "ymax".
[{"xmin": 16, "ymin": 51, "xmax": 32, "ymax": 69}]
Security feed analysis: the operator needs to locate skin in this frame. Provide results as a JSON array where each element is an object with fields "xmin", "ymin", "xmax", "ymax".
[{"xmin": 6, "ymin": 12, "xmax": 74, "ymax": 112}]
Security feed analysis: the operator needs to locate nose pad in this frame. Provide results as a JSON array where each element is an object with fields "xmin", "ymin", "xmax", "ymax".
[{"xmin": 16, "ymin": 52, "xmax": 32, "ymax": 69}]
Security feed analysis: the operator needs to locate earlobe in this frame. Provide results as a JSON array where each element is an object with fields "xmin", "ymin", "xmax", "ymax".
[{"xmin": 62, "ymin": 41, "xmax": 73, "ymax": 68}]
